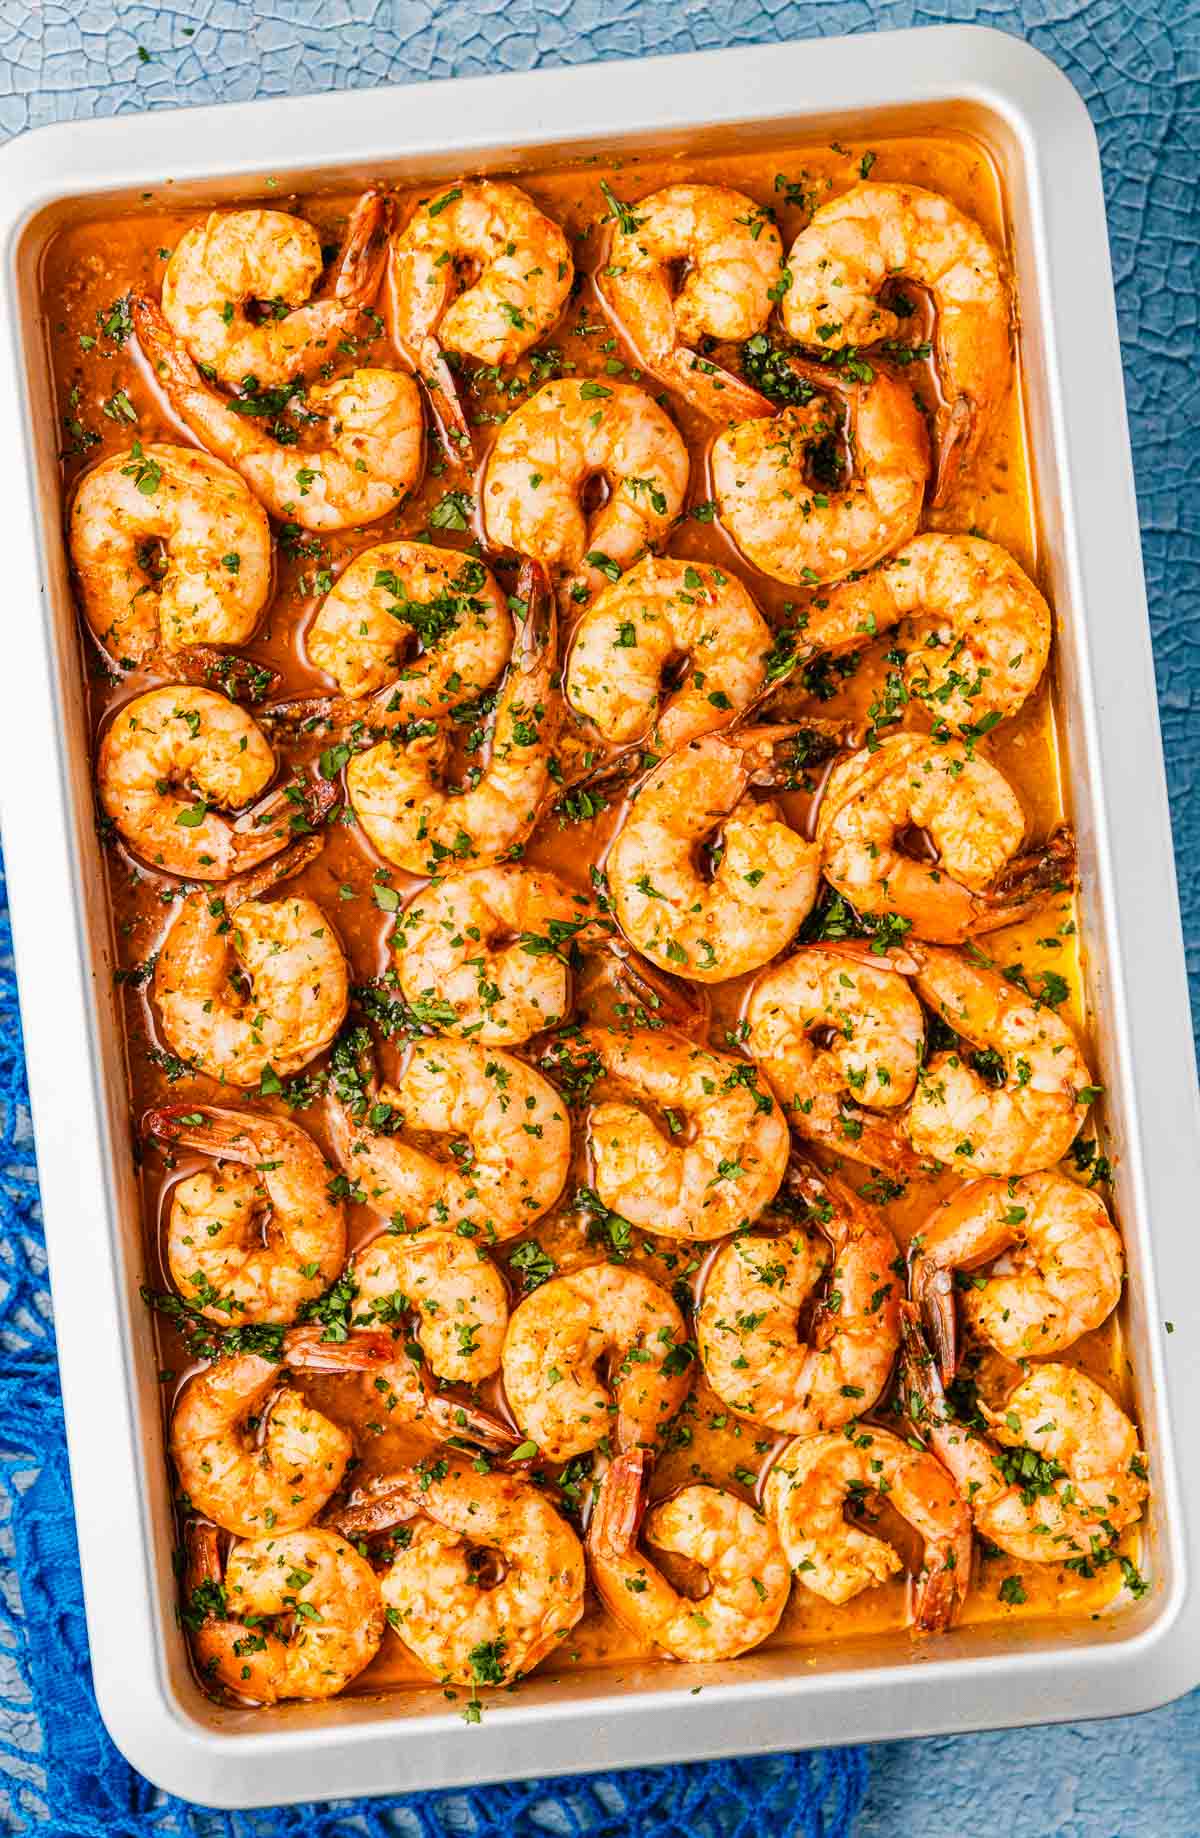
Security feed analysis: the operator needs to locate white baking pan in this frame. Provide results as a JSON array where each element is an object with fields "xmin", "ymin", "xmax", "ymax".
[{"xmin": 0, "ymin": 22, "xmax": 1197, "ymax": 1811}]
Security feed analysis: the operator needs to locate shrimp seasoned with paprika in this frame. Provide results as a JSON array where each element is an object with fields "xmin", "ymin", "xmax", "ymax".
[
  {"xmin": 599, "ymin": 182, "xmax": 784, "ymax": 422},
  {"xmin": 816, "ymin": 733, "xmax": 1074, "ymax": 944},
  {"xmin": 605, "ymin": 729, "xmax": 825, "ymax": 983},
  {"xmin": 97, "ymin": 686, "xmax": 293, "ymax": 880},
  {"xmin": 303, "ymin": 542, "xmax": 511, "ymax": 712},
  {"xmin": 697, "ymin": 1160, "xmax": 901, "ymax": 1434},
  {"xmin": 765, "ymin": 1427, "xmax": 972, "ymax": 1631},
  {"xmin": 387, "ymin": 179, "xmax": 573, "ymax": 457},
  {"xmin": 801, "ymin": 533, "xmax": 1052, "ymax": 732},
  {"xmin": 712, "ymin": 367, "xmax": 929, "ymax": 586},
  {"xmin": 327, "ymin": 1036, "xmax": 570, "ymax": 1240},
  {"xmin": 341, "ymin": 1462, "xmax": 585, "ymax": 1687},
  {"xmin": 162, "ymin": 191, "xmax": 390, "ymax": 390},
  {"xmin": 392, "ymin": 864, "xmax": 598, "ymax": 1044},
  {"xmin": 70, "ymin": 444, "xmax": 271, "ymax": 668},
  {"xmin": 169, "ymin": 1329, "xmax": 394, "ymax": 1537},
  {"xmin": 746, "ymin": 943, "xmax": 925, "ymax": 1175},
  {"xmin": 345, "ymin": 563, "xmax": 558, "ymax": 876},
  {"xmin": 907, "ymin": 943, "xmax": 1093, "ymax": 1177},
  {"xmin": 186, "ymin": 1522, "xmax": 385, "ymax": 1703},
  {"xmin": 579, "ymin": 1024, "xmax": 789, "ymax": 1240},
  {"xmin": 902, "ymin": 1307, "xmax": 1147, "ymax": 1566},
  {"xmin": 565, "ymin": 556, "xmax": 773, "ymax": 751},
  {"xmin": 153, "ymin": 841, "xmax": 350, "ymax": 1087},
  {"xmin": 782, "ymin": 181, "xmax": 1011, "ymax": 499},
  {"xmin": 150, "ymin": 1105, "xmax": 345, "ymax": 1324},
  {"xmin": 588, "ymin": 1450, "xmax": 790, "ymax": 1661},
  {"xmin": 501, "ymin": 1262, "xmax": 691, "ymax": 1462},
  {"xmin": 350, "ymin": 1232, "xmax": 509, "ymax": 1386},
  {"xmin": 482, "ymin": 380, "xmax": 689, "ymax": 601},
  {"xmin": 910, "ymin": 1171, "xmax": 1123, "ymax": 1376},
  {"xmin": 132, "ymin": 295, "xmax": 423, "ymax": 533}
]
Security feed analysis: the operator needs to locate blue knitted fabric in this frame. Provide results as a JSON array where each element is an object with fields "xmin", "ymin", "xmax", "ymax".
[{"xmin": 0, "ymin": 2, "xmax": 1195, "ymax": 1833}]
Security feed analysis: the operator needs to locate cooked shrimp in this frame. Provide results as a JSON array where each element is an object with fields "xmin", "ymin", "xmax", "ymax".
[
  {"xmin": 907, "ymin": 943, "xmax": 1093, "ymax": 1177},
  {"xmin": 764, "ymin": 1427, "xmax": 972, "ymax": 1631},
  {"xmin": 581, "ymin": 1024, "xmax": 789, "ymax": 1240},
  {"xmin": 910, "ymin": 1172, "xmax": 1124, "ymax": 1379},
  {"xmin": 599, "ymin": 182, "xmax": 784, "ymax": 422},
  {"xmin": 565, "ymin": 556, "xmax": 772, "ymax": 751},
  {"xmin": 588, "ymin": 1450, "xmax": 790, "ymax": 1661},
  {"xmin": 327, "ymin": 1036, "xmax": 569, "ymax": 1240},
  {"xmin": 746, "ymin": 943, "xmax": 925, "ymax": 1174},
  {"xmin": 711, "ymin": 368, "xmax": 929, "ymax": 586},
  {"xmin": 154, "ymin": 843, "xmax": 350, "ymax": 1087},
  {"xmin": 902, "ymin": 1308, "xmax": 1147, "ymax": 1565},
  {"xmin": 131, "ymin": 295, "xmax": 423, "ymax": 533},
  {"xmin": 387, "ymin": 179, "xmax": 573, "ymax": 457},
  {"xmin": 803, "ymin": 534, "xmax": 1052, "ymax": 732},
  {"xmin": 304, "ymin": 542, "xmax": 510, "ymax": 710},
  {"xmin": 697, "ymin": 1159, "xmax": 901, "ymax": 1433},
  {"xmin": 162, "ymin": 191, "xmax": 390, "ymax": 391},
  {"xmin": 186, "ymin": 1522, "xmax": 385, "ymax": 1703},
  {"xmin": 817, "ymin": 733, "xmax": 1074, "ymax": 943},
  {"xmin": 356, "ymin": 1462, "xmax": 585, "ymax": 1686},
  {"xmin": 392, "ymin": 864, "xmax": 598, "ymax": 1044},
  {"xmin": 70, "ymin": 444, "xmax": 271, "ymax": 668},
  {"xmin": 782, "ymin": 182, "xmax": 1010, "ymax": 499},
  {"xmin": 481, "ymin": 380, "xmax": 689, "ymax": 601},
  {"xmin": 501, "ymin": 1262, "xmax": 691, "ymax": 1462},
  {"xmin": 606, "ymin": 729, "xmax": 823, "ymax": 983},
  {"xmin": 350, "ymin": 1232, "xmax": 508, "ymax": 1385},
  {"xmin": 345, "ymin": 562, "xmax": 557, "ymax": 875},
  {"xmin": 149, "ymin": 1105, "xmax": 345, "ymax": 1323},
  {"xmin": 169, "ymin": 1329, "xmax": 393, "ymax": 1536},
  {"xmin": 97, "ymin": 685, "xmax": 296, "ymax": 880}
]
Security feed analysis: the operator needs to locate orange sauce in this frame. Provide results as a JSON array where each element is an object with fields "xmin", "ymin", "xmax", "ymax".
[{"xmin": 38, "ymin": 125, "xmax": 1141, "ymax": 1709}]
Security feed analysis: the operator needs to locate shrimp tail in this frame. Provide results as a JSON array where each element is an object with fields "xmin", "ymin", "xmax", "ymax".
[
  {"xmin": 426, "ymin": 1393, "xmax": 520, "ymax": 1453},
  {"xmin": 512, "ymin": 559, "xmax": 555, "ymax": 668},
  {"xmin": 283, "ymin": 1324, "xmax": 398, "ymax": 1373},
  {"xmin": 930, "ymin": 393, "xmax": 975, "ymax": 508},
  {"xmin": 183, "ymin": 1519, "xmax": 226, "ymax": 1608},
  {"xmin": 909, "ymin": 1251, "xmax": 960, "ymax": 1384},
  {"xmin": 606, "ymin": 939, "xmax": 711, "ymax": 1038},
  {"xmin": 333, "ymin": 189, "xmax": 393, "ymax": 307},
  {"xmin": 226, "ymin": 831, "xmax": 326, "ymax": 906},
  {"xmin": 143, "ymin": 1102, "xmax": 253, "ymax": 1157},
  {"xmin": 736, "ymin": 720, "xmax": 849, "ymax": 788},
  {"xmin": 168, "ymin": 646, "xmax": 281, "ymax": 707},
  {"xmin": 328, "ymin": 1480, "xmax": 421, "ymax": 1539},
  {"xmin": 587, "ymin": 1450, "xmax": 648, "ymax": 1561},
  {"xmin": 898, "ymin": 1300, "xmax": 949, "ymax": 1436},
  {"xmin": 979, "ymin": 824, "xmax": 1077, "ymax": 919},
  {"xmin": 912, "ymin": 1534, "xmax": 972, "ymax": 1633},
  {"xmin": 667, "ymin": 348, "xmax": 774, "ymax": 425},
  {"xmin": 417, "ymin": 338, "xmax": 475, "ymax": 469},
  {"xmin": 132, "ymin": 293, "xmax": 205, "ymax": 400}
]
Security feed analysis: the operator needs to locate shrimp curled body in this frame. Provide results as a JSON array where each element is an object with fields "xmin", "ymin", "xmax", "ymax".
[
  {"xmin": 606, "ymin": 730, "xmax": 822, "ymax": 984},
  {"xmin": 501, "ymin": 1262, "xmax": 691, "ymax": 1462},
  {"xmin": 70, "ymin": 445, "xmax": 271, "ymax": 667},
  {"xmin": 782, "ymin": 182, "xmax": 1010, "ymax": 497},
  {"xmin": 600, "ymin": 183, "xmax": 785, "ymax": 422},
  {"xmin": 97, "ymin": 686, "xmax": 289, "ymax": 881},
  {"xmin": 189, "ymin": 1525, "xmax": 386, "ymax": 1703},
  {"xmin": 152, "ymin": 1105, "xmax": 346, "ymax": 1323},
  {"xmin": 746, "ymin": 944, "xmax": 925, "ymax": 1174},
  {"xmin": 482, "ymin": 380, "xmax": 689, "ymax": 601},
  {"xmin": 765, "ymin": 1427, "xmax": 972, "ymax": 1631},
  {"xmin": 162, "ymin": 193, "xmax": 390, "ymax": 390},
  {"xmin": 373, "ymin": 1462, "xmax": 586, "ymax": 1687},
  {"xmin": 565, "ymin": 556, "xmax": 772, "ymax": 751},
  {"xmin": 581, "ymin": 1024, "xmax": 789, "ymax": 1240},
  {"xmin": 328, "ymin": 1038, "xmax": 570, "ymax": 1240},
  {"xmin": 588, "ymin": 1450, "xmax": 790, "ymax": 1661},
  {"xmin": 712, "ymin": 371, "xmax": 929, "ymax": 586},
  {"xmin": 910, "ymin": 1170, "xmax": 1123, "ymax": 1376},
  {"xmin": 697, "ymin": 1166, "xmax": 901, "ymax": 1434},
  {"xmin": 908, "ymin": 943, "xmax": 1093, "ymax": 1177}
]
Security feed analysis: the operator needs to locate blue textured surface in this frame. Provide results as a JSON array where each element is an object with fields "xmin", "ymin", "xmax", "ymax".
[{"xmin": 0, "ymin": 1, "xmax": 1197, "ymax": 1834}]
